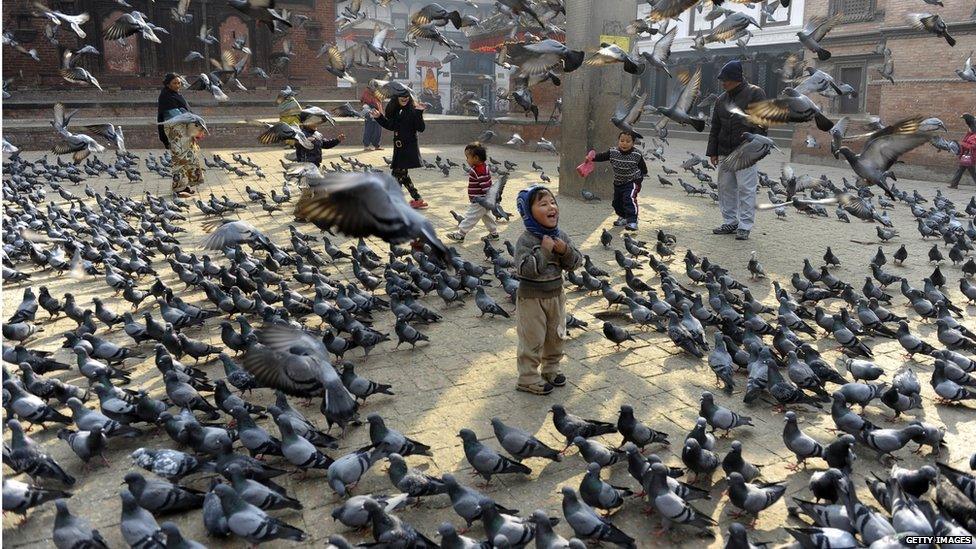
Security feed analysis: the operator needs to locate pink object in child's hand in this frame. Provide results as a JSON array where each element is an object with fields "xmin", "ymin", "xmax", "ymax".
[
  {"xmin": 586, "ymin": 149, "xmax": 596, "ymax": 161},
  {"xmin": 576, "ymin": 157, "xmax": 594, "ymax": 178}
]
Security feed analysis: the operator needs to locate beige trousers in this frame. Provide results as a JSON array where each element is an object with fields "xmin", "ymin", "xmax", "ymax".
[
  {"xmin": 457, "ymin": 202, "xmax": 498, "ymax": 235},
  {"xmin": 515, "ymin": 292, "xmax": 567, "ymax": 386}
]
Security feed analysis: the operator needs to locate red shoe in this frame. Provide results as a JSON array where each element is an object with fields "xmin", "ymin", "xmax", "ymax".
[{"xmin": 409, "ymin": 199, "xmax": 429, "ymax": 210}]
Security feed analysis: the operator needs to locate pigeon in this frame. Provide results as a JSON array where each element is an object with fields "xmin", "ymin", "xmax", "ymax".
[
  {"xmin": 699, "ymin": 391, "xmax": 753, "ymax": 435},
  {"xmin": 368, "ymin": 414, "xmax": 432, "ymax": 457},
  {"xmin": 119, "ymin": 489, "xmax": 166, "ymax": 549},
  {"xmin": 490, "ymin": 417, "xmax": 562, "ymax": 462},
  {"xmin": 296, "ymin": 172, "xmax": 449, "ymax": 261},
  {"xmin": 644, "ymin": 463, "xmax": 716, "ymax": 535},
  {"xmin": 331, "ymin": 494, "xmax": 410, "ymax": 529},
  {"xmin": 459, "ymin": 428, "xmax": 531, "ymax": 484},
  {"xmin": 651, "ymin": 66, "xmax": 705, "ymax": 132},
  {"xmin": 550, "ymin": 404, "xmax": 617, "ymax": 449},
  {"xmin": 783, "ymin": 411, "xmax": 824, "ymax": 470},
  {"xmin": 797, "ymin": 12, "xmax": 843, "ymax": 60},
  {"xmin": 616, "ymin": 405, "xmax": 669, "ymax": 450},
  {"xmin": 212, "ymin": 484, "xmax": 307, "ymax": 544},
  {"xmin": 579, "ymin": 462, "xmax": 633, "ymax": 512},
  {"xmin": 907, "ymin": 12, "xmax": 956, "ymax": 46},
  {"xmin": 2, "ymin": 478, "xmax": 71, "ymax": 515},
  {"xmin": 52, "ymin": 499, "xmax": 109, "ymax": 549},
  {"xmin": 726, "ymin": 472, "xmax": 787, "ymax": 525},
  {"xmin": 122, "ymin": 472, "xmax": 204, "ymax": 515},
  {"xmin": 560, "ymin": 486, "xmax": 636, "ymax": 547},
  {"xmin": 130, "ymin": 448, "xmax": 206, "ymax": 482}
]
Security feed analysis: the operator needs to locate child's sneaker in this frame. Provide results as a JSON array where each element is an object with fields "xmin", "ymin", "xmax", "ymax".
[
  {"xmin": 612, "ymin": 217, "xmax": 627, "ymax": 227},
  {"xmin": 482, "ymin": 233, "xmax": 500, "ymax": 241},
  {"xmin": 625, "ymin": 222, "xmax": 638, "ymax": 231},
  {"xmin": 446, "ymin": 232, "xmax": 465, "ymax": 242},
  {"xmin": 409, "ymin": 199, "xmax": 429, "ymax": 210},
  {"xmin": 517, "ymin": 382, "xmax": 554, "ymax": 395}
]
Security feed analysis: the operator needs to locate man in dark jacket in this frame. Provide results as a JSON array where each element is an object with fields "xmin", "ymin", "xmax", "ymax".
[{"xmin": 706, "ymin": 60, "xmax": 767, "ymax": 240}]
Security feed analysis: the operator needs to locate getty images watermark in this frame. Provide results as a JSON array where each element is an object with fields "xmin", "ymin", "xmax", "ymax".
[{"xmin": 905, "ymin": 536, "xmax": 974, "ymax": 545}]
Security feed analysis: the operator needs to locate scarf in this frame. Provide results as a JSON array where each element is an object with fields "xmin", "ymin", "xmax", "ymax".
[{"xmin": 516, "ymin": 185, "xmax": 560, "ymax": 239}]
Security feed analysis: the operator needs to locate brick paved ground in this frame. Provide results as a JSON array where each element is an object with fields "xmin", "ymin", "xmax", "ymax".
[{"xmin": 3, "ymin": 139, "xmax": 974, "ymax": 547}]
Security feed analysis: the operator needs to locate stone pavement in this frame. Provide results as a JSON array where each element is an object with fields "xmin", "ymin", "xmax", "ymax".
[{"xmin": 2, "ymin": 139, "xmax": 975, "ymax": 547}]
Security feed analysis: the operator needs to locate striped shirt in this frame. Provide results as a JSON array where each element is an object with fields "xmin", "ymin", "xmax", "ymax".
[
  {"xmin": 593, "ymin": 147, "xmax": 648, "ymax": 185},
  {"xmin": 467, "ymin": 162, "xmax": 492, "ymax": 201}
]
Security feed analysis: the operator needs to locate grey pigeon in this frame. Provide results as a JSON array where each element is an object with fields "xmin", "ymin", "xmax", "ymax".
[
  {"xmin": 572, "ymin": 436, "xmax": 624, "ymax": 467},
  {"xmin": 550, "ymin": 404, "xmax": 616, "ymax": 450},
  {"xmin": 722, "ymin": 441, "xmax": 762, "ymax": 482},
  {"xmin": 442, "ymin": 473, "xmax": 519, "ymax": 529},
  {"xmin": 328, "ymin": 447, "xmax": 382, "ymax": 497},
  {"xmin": 122, "ymin": 472, "xmax": 204, "ymax": 514},
  {"xmin": 579, "ymin": 462, "xmax": 633, "ymax": 512},
  {"xmin": 562, "ymin": 486, "xmax": 636, "ymax": 546},
  {"xmin": 331, "ymin": 494, "xmax": 410, "ymax": 528},
  {"xmin": 726, "ymin": 472, "xmax": 787, "ymax": 523},
  {"xmin": 491, "ymin": 417, "xmax": 562, "ymax": 462},
  {"xmin": 2, "ymin": 478, "xmax": 70, "ymax": 515},
  {"xmin": 159, "ymin": 522, "xmax": 206, "ymax": 549},
  {"xmin": 616, "ymin": 405, "xmax": 669, "ymax": 450},
  {"xmin": 119, "ymin": 489, "xmax": 165, "ymax": 549},
  {"xmin": 368, "ymin": 414, "xmax": 432, "ymax": 457},
  {"xmin": 645, "ymin": 463, "xmax": 716, "ymax": 534},
  {"xmin": 699, "ymin": 391, "xmax": 753, "ymax": 435},
  {"xmin": 387, "ymin": 453, "xmax": 446, "ymax": 497},
  {"xmin": 783, "ymin": 411, "xmax": 824, "ymax": 470},
  {"xmin": 53, "ymin": 499, "xmax": 108, "ymax": 549},
  {"xmin": 213, "ymin": 484, "xmax": 307, "ymax": 544},
  {"xmin": 226, "ymin": 464, "xmax": 301, "ymax": 511},
  {"xmin": 459, "ymin": 428, "xmax": 531, "ymax": 484}
]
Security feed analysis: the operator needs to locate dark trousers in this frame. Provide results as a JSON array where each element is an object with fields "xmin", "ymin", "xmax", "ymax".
[
  {"xmin": 393, "ymin": 169, "xmax": 421, "ymax": 200},
  {"xmin": 950, "ymin": 165, "xmax": 976, "ymax": 187},
  {"xmin": 363, "ymin": 117, "xmax": 381, "ymax": 148},
  {"xmin": 611, "ymin": 180, "xmax": 641, "ymax": 223}
]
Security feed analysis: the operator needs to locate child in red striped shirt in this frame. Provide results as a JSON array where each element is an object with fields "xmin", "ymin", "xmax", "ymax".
[{"xmin": 447, "ymin": 142, "xmax": 500, "ymax": 242}]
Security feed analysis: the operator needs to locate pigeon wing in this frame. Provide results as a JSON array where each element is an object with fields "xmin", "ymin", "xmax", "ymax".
[
  {"xmin": 295, "ymin": 172, "xmax": 412, "ymax": 241},
  {"xmin": 859, "ymin": 117, "xmax": 930, "ymax": 172},
  {"xmin": 810, "ymin": 12, "xmax": 843, "ymax": 42},
  {"xmin": 653, "ymin": 26, "xmax": 678, "ymax": 63},
  {"xmin": 673, "ymin": 66, "xmax": 701, "ymax": 112}
]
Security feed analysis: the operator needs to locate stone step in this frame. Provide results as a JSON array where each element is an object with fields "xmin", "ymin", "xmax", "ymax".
[
  {"xmin": 3, "ymin": 88, "xmax": 360, "ymax": 119},
  {"xmin": 5, "ymin": 114, "xmax": 495, "ymax": 152},
  {"xmin": 635, "ymin": 124, "xmax": 795, "ymax": 149}
]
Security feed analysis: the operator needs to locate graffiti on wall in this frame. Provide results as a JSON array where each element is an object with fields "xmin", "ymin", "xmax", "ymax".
[{"xmin": 102, "ymin": 11, "xmax": 140, "ymax": 73}]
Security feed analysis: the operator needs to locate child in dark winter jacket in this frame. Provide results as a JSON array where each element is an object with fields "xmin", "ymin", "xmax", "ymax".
[
  {"xmin": 294, "ymin": 116, "xmax": 344, "ymax": 167},
  {"xmin": 590, "ymin": 131, "xmax": 648, "ymax": 231},
  {"xmin": 447, "ymin": 142, "xmax": 499, "ymax": 242}
]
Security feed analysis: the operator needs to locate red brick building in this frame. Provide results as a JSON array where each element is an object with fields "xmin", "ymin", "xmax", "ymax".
[
  {"xmin": 2, "ymin": 0, "xmax": 336, "ymax": 91},
  {"xmin": 793, "ymin": 0, "xmax": 976, "ymax": 179}
]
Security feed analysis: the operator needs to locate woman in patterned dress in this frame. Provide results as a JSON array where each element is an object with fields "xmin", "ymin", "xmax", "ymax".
[{"xmin": 157, "ymin": 73, "xmax": 204, "ymax": 197}]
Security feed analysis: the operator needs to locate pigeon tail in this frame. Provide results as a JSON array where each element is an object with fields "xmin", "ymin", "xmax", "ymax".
[
  {"xmin": 816, "ymin": 48, "xmax": 832, "ymax": 61},
  {"xmin": 562, "ymin": 50, "xmax": 585, "ymax": 73},
  {"xmin": 690, "ymin": 118, "xmax": 706, "ymax": 132}
]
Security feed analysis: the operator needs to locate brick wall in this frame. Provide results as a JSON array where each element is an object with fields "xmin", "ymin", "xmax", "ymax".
[{"xmin": 794, "ymin": 0, "xmax": 976, "ymax": 177}]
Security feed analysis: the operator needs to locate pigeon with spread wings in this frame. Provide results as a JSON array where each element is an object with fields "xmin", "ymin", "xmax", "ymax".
[
  {"xmin": 647, "ymin": 0, "xmax": 699, "ymax": 22},
  {"xmin": 83, "ymin": 123, "xmax": 125, "ymax": 152},
  {"xmin": 651, "ymin": 65, "xmax": 705, "ymax": 132},
  {"xmin": 611, "ymin": 83, "xmax": 647, "ymax": 139},
  {"xmin": 722, "ymin": 133, "xmax": 779, "ymax": 171},
  {"xmin": 294, "ymin": 172, "xmax": 450, "ymax": 262},
  {"xmin": 320, "ymin": 43, "xmax": 358, "ymax": 84},
  {"xmin": 836, "ymin": 117, "xmax": 943, "ymax": 199},
  {"xmin": 50, "ymin": 103, "xmax": 105, "ymax": 164},
  {"xmin": 585, "ymin": 42, "xmax": 645, "ymax": 75},
  {"xmin": 242, "ymin": 325, "xmax": 359, "ymax": 431},
  {"xmin": 797, "ymin": 12, "xmax": 843, "ymax": 60},
  {"xmin": 743, "ymin": 87, "xmax": 835, "ymax": 131},
  {"xmin": 102, "ymin": 11, "xmax": 165, "ymax": 43},
  {"xmin": 640, "ymin": 25, "xmax": 677, "ymax": 78},
  {"xmin": 502, "ymin": 39, "xmax": 585, "ymax": 79}
]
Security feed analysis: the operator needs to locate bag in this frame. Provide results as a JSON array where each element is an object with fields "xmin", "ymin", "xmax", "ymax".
[
  {"xmin": 961, "ymin": 152, "xmax": 974, "ymax": 167},
  {"xmin": 576, "ymin": 157, "xmax": 594, "ymax": 178}
]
